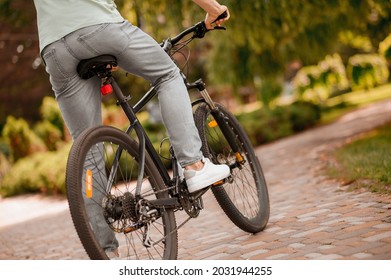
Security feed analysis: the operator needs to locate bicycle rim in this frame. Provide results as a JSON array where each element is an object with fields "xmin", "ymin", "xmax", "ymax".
[
  {"xmin": 66, "ymin": 126, "xmax": 178, "ymax": 259},
  {"xmin": 194, "ymin": 103, "xmax": 270, "ymax": 233}
]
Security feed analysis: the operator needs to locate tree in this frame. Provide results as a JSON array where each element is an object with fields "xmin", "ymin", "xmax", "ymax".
[
  {"xmin": 206, "ymin": 1, "xmax": 391, "ymax": 95},
  {"xmin": 118, "ymin": 0, "xmax": 391, "ymax": 103},
  {"xmin": 1, "ymin": 0, "xmax": 390, "ymax": 123}
]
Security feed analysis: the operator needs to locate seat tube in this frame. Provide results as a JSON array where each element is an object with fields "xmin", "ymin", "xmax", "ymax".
[{"xmin": 109, "ymin": 77, "xmax": 146, "ymax": 196}]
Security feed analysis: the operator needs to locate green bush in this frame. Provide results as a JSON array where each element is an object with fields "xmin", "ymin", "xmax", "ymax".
[
  {"xmin": 257, "ymin": 78, "xmax": 283, "ymax": 108},
  {"xmin": 263, "ymin": 106, "xmax": 294, "ymax": 142},
  {"xmin": 293, "ymin": 54, "xmax": 349, "ymax": 103},
  {"xmin": 34, "ymin": 120, "xmax": 63, "ymax": 151},
  {"xmin": 238, "ymin": 107, "xmax": 292, "ymax": 145},
  {"xmin": 0, "ymin": 143, "xmax": 70, "ymax": 197},
  {"xmin": 0, "ymin": 152, "xmax": 11, "ymax": 183},
  {"xmin": 237, "ymin": 102, "xmax": 321, "ymax": 146},
  {"xmin": 379, "ymin": 34, "xmax": 391, "ymax": 61},
  {"xmin": 0, "ymin": 139, "xmax": 11, "ymax": 159},
  {"xmin": 40, "ymin": 96, "xmax": 65, "ymax": 137},
  {"xmin": 289, "ymin": 101, "xmax": 321, "ymax": 132},
  {"xmin": 347, "ymin": 54, "xmax": 389, "ymax": 90},
  {"xmin": 237, "ymin": 109, "xmax": 270, "ymax": 145},
  {"xmin": 2, "ymin": 116, "xmax": 47, "ymax": 162}
]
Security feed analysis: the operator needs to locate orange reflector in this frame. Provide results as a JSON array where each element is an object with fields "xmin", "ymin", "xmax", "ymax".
[
  {"xmin": 235, "ymin": 152, "xmax": 244, "ymax": 162},
  {"xmin": 86, "ymin": 169, "xmax": 93, "ymax": 198},
  {"xmin": 212, "ymin": 180, "xmax": 224, "ymax": 186},
  {"xmin": 208, "ymin": 120, "xmax": 218, "ymax": 128}
]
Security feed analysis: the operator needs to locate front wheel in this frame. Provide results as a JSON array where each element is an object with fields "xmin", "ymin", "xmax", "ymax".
[
  {"xmin": 66, "ymin": 126, "xmax": 178, "ymax": 259},
  {"xmin": 194, "ymin": 103, "xmax": 270, "ymax": 233}
]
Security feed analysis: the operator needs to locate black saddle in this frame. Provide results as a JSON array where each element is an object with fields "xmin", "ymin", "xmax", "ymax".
[{"xmin": 77, "ymin": 55, "xmax": 118, "ymax": 80}]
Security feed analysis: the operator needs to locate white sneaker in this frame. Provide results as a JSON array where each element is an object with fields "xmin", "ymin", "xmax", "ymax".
[{"xmin": 184, "ymin": 158, "xmax": 230, "ymax": 193}]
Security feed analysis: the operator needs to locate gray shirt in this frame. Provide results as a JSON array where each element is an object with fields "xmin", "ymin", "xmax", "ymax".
[{"xmin": 33, "ymin": 0, "xmax": 124, "ymax": 52}]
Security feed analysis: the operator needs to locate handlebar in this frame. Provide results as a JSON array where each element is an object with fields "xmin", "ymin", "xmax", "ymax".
[{"xmin": 161, "ymin": 11, "xmax": 228, "ymax": 53}]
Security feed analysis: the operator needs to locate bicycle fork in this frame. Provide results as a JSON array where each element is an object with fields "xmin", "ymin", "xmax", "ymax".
[{"xmin": 189, "ymin": 78, "xmax": 245, "ymax": 166}]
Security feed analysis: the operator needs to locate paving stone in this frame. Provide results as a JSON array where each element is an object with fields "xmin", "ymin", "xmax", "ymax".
[
  {"xmin": 363, "ymin": 231, "xmax": 391, "ymax": 242},
  {"xmin": 353, "ymin": 252, "xmax": 373, "ymax": 259}
]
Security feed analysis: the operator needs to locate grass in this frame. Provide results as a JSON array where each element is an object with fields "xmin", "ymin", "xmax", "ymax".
[
  {"xmin": 321, "ymin": 83, "xmax": 391, "ymax": 124},
  {"xmin": 327, "ymin": 123, "xmax": 391, "ymax": 194}
]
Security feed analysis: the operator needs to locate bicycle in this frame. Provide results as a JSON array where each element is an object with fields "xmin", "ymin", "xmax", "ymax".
[{"xmin": 65, "ymin": 17, "xmax": 270, "ymax": 260}]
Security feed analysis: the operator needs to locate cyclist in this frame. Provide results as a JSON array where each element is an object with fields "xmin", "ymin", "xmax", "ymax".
[{"xmin": 33, "ymin": 0, "xmax": 230, "ymax": 257}]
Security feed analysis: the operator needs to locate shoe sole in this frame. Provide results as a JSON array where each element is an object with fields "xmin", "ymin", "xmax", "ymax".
[{"xmin": 187, "ymin": 172, "xmax": 230, "ymax": 193}]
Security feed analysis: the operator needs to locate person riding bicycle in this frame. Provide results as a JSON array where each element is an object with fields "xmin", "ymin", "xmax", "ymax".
[{"xmin": 33, "ymin": 0, "xmax": 230, "ymax": 257}]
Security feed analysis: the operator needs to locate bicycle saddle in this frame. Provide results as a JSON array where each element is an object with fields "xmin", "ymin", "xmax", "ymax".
[{"xmin": 77, "ymin": 55, "xmax": 118, "ymax": 80}]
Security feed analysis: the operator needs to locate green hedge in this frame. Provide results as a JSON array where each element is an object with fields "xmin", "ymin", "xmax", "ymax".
[
  {"xmin": 0, "ymin": 143, "xmax": 70, "ymax": 197},
  {"xmin": 2, "ymin": 116, "xmax": 47, "ymax": 162},
  {"xmin": 237, "ymin": 102, "xmax": 321, "ymax": 146},
  {"xmin": 293, "ymin": 54, "xmax": 349, "ymax": 103},
  {"xmin": 347, "ymin": 54, "xmax": 389, "ymax": 90},
  {"xmin": 379, "ymin": 34, "xmax": 391, "ymax": 61}
]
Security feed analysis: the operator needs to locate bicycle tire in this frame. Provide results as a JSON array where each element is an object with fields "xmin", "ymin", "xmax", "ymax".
[
  {"xmin": 194, "ymin": 103, "xmax": 270, "ymax": 233},
  {"xmin": 66, "ymin": 126, "xmax": 178, "ymax": 260}
]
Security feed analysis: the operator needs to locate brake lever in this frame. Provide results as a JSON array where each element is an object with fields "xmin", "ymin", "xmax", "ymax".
[
  {"xmin": 211, "ymin": 11, "xmax": 228, "ymax": 24},
  {"xmin": 194, "ymin": 22, "xmax": 226, "ymax": 39},
  {"xmin": 213, "ymin": 26, "xmax": 226, "ymax": 30}
]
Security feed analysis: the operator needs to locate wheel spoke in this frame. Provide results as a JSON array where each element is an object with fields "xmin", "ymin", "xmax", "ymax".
[
  {"xmin": 66, "ymin": 126, "xmax": 178, "ymax": 260},
  {"xmin": 194, "ymin": 103, "xmax": 269, "ymax": 233}
]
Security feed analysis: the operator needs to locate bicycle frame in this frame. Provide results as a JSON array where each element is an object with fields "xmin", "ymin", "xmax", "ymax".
[
  {"xmin": 108, "ymin": 73, "xmax": 212, "ymax": 196},
  {"xmin": 103, "ymin": 20, "xmax": 241, "ymax": 205}
]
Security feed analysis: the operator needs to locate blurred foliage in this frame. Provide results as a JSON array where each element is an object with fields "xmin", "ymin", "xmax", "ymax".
[
  {"xmin": 205, "ymin": 0, "xmax": 391, "ymax": 90},
  {"xmin": 39, "ymin": 96, "xmax": 65, "ymax": 136},
  {"xmin": 0, "ymin": 143, "xmax": 70, "ymax": 197},
  {"xmin": 293, "ymin": 54, "xmax": 350, "ymax": 103},
  {"xmin": 256, "ymin": 77, "xmax": 283, "ymax": 109},
  {"xmin": 33, "ymin": 120, "xmax": 63, "ymax": 151},
  {"xmin": 2, "ymin": 116, "xmax": 47, "ymax": 162},
  {"xmin": 32, "ymin": 96, "xmax": 67, "ymax": 150},
  {"xmin": 347, "ymin": 54, "xmax": 389, "ymax": 90},
  {"xmin": 0, "ymin": 0, "xmax": 31, "ymax": 28},
  {"xmin": 116, "ymin": 0, "xmax": 391, "ymax": 104},
  {"xmin": 1, "ymin": 0, "xmax": 391, "ymax": 112},
  {"xmin": 237, "ymin": 101, "xmax": 321, "ymax": 145},
  {"xmin": 338, "ymin": 31, "xmax": 374, "ymax": 54},
  {"xmin": 379, "ymin": 33, "xmax": 391, "ymax": 60}
]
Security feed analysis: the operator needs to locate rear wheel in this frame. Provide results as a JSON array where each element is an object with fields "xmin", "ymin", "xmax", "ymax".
[
  {"xmin": 66, "ymin": 126, "xmax": 178, "ymax": 259},
  {"xmin": 194, "ymin": 103, "xmax": 270, "ymax": 233}
]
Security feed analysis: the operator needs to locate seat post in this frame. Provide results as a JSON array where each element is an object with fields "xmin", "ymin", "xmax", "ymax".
[{"xmin": 108, "ymin": 77, "xmax": 137, "ymax": 123}]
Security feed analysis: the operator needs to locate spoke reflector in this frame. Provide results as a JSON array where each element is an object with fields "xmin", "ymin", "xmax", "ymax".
[
  {"xmin": 208, "ymin": 120, "xmax": 218, "ymax": 128},
  {"xmin": 86, "ymin": 169, "xmax": 93, "ymax": 198}
]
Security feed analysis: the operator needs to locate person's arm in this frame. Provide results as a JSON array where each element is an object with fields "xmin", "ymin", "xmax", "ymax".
[{"xmin": 192, "ymin": 0, "xmax": 230, "ymax": 29}]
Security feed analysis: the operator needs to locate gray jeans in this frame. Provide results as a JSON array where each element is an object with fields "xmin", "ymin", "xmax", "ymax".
[
  {"xmin": 42, "ymin": 21, "xmax": 203, "ymax": 167},
  {"xmin": 42, "ymin": 21, "xmax": 203, "ymax": 251}
]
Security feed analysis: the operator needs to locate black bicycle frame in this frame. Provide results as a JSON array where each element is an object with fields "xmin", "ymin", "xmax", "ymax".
[
  {"xmin": 109, "ymin": 78, "xmax": 171, "ymax": 197},
  {"xmin": 109, "ymin": 71, "xmax": 243, "ymax": 198}
]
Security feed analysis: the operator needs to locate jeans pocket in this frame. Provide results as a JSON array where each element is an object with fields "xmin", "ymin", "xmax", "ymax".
[{"xmin": 42, "ymin": 46, "xmax": 76, "ymax": 94}]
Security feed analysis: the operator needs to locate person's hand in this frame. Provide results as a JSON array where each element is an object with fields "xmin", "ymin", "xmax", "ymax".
[{"xmin": 204, "ymin": 5, "xmax": 230, "ymax": 29}]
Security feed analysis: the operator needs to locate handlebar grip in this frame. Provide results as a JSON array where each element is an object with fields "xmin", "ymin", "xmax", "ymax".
[{"xmin": 211, "ymin": 11, "xmax": 228, "ymax": 24}]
